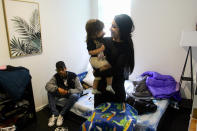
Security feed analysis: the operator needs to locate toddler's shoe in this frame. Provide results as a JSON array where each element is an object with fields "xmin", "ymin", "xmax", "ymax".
[
  {"xmin": 92, "ymin": 89, "xmax": 101, "ymax": 94},
  {"xmin": 106, "ymin": 85, "xmax": 115, "ymax": 94}
]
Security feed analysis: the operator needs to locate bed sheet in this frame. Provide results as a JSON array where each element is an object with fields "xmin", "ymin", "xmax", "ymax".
[
  {"xmin": 70, "ymin": 88, "xmax": 94, "ymax": 119},
  {"xmin": 135, "ymin": 99, "xmax": 169, "ymax": 131},
  {"xmin": 124, "ymin": 80, "xmax": 170, "ymax": 131}
]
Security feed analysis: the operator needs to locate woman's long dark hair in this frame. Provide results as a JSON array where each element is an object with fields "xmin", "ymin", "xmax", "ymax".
[{"xmin": 114, "ymin": 14, "xmax": 135, "ymax": 74}]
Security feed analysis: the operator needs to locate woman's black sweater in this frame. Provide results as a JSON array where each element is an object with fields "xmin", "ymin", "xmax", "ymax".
[{"xmin": 94, "ymin": 37, "xmax": 134, "ymax": 107}]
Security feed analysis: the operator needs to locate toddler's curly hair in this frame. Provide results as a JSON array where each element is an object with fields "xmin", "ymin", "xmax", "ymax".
[{"xmin": 85, "ymin": 19, "xmax": 104, "ymax": 42}]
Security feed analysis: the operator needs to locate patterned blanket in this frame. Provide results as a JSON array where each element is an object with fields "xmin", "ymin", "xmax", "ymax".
[{"xmin": 80, "ymin": 102, "xmax": 138, "ymax": 131}]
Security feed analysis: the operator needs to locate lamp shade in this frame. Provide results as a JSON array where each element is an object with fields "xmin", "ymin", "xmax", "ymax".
[{"xmin": 180, "ymin": 31, "xmax": 197, "ymax": 47}]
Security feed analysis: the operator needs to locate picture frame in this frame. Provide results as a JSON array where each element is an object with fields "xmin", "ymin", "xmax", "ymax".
[{"xmin": 2, "ymin": 0, "xmax": 42, "ymax": 58}]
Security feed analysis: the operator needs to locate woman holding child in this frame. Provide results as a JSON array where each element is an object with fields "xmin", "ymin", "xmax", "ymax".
[{"xmin": 93, "ymin": 14, "xmax": 135, "ymax": 107}]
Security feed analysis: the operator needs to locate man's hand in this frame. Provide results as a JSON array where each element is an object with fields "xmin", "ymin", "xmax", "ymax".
[{"xmin": 58, "ymin": 88, "xmax": 68, "ymax": 95}]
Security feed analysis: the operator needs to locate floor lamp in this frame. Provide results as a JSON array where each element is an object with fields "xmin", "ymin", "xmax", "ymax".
[{"xmin": 180, "ymin": 31, "xmax": 197, "ymax": 101}]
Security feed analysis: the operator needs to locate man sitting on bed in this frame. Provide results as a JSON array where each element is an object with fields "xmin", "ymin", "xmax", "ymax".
[{"xmin": 45, "ymin": 61, "xmax": 83, "ymax": 127}]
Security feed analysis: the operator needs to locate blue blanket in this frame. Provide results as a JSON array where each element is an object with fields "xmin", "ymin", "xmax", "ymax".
[{"xmin": 80, "ymin": 102, "xmax": 137, "ymax": 131}]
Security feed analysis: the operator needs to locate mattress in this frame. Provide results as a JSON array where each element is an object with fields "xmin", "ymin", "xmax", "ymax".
[
  {"xmin": 135, "ymin": 99, "xmax": 169, "ymax": 131},
  {"xmin": 123, "ymin": 80, "xmax": 169, "ymax": 131},
  {"xmin": 70, "ymin": 88, "xmax": 94, "ymax": 119},
  {"xmin": 69, "ymin": 80, "xmax": 169, "ymax": 130}
]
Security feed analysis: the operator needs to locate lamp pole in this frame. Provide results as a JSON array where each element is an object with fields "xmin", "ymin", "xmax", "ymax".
[{"xmin": 180, "ymin": 46, "xmax": 193, "ymax": 101}]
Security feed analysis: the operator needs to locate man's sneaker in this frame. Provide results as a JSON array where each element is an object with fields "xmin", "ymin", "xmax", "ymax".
[
  {"xmin": 56, "ymin": 115, "xmax": 64, "ymax": 126},
  {"xmin": 48, "ymin": 115, "xmax": 57, "ymax": 127},
  {"xmin": 0, "ymin": 125, "xmax": 16, "ymax": 131},
  {"xmin": 92, "ymin": 89, "xmax": 101, "ymax": 94},
  {"xmin": 106, "ymin": 85, "xmax": 115, "ymax": 94}
]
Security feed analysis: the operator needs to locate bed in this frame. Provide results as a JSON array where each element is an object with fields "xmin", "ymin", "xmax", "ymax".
[{"xmin": 64, "ymin": 80, "xmax": 169, "ymax": 131}]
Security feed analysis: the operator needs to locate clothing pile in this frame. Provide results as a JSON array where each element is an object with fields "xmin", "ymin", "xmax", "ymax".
[
  {"xmin": 126, "ymin": 71, "xmax": 181, "ymax": 115},
  {"xmin": 132, "ymin": 75, "xmax": 152, "ymax": 98},
  {"xmin": 141, "ymin": 71, "xmax": 181, "ymax": 101},
  {"xmin": 129, "ymin": 71, "xmax": 181, "ymax": 101}
]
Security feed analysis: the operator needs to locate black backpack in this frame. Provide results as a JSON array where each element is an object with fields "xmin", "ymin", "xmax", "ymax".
[{"xmin": 126, "ymin": 97, "xmax": 157, "ymax": 115}]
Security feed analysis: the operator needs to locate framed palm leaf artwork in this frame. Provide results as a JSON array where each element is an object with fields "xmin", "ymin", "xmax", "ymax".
[{"xmin": 2, "ymin": 0, "xmax": 42, "ymax": 58}]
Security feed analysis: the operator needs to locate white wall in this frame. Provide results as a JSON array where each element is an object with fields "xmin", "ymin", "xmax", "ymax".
[
  {"xmin": 92, "ymin": 0, "xmax": 197, "ymax": 98},
  {"xmin": 1, "ymin": 0, "xmax": 197, "ymax": 110},
  {"xmin": 90, "ymin": 0, "xmax": 98, "ymax": 19},
  {"xmin": 0, "ymin": 0, "xmax": 90, "ymax": 110},
  {"xmin": 130, "ymin": 0, "xmax": 197, "ymax": 98},
  {"xmin": 130, "ymin": 0, "xmax": 197, "ymax": 79}
]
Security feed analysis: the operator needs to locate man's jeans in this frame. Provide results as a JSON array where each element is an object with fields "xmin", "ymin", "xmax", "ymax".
[{"xmin": 48, "ymin": 92, "xmax": 80, "ymax": 116}]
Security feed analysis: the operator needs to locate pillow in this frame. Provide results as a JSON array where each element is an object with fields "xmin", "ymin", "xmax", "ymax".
[
  {"xmin": 77, "ymin": 71, "xmax": 88, "ymax": 82},
  {"xmin": 83, "ymin": 69, "xmax": 94, "ymax": 87}
]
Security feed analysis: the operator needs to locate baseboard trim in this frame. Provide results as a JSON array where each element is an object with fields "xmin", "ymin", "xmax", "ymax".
[{"xmin": 36, "ymin": 104, "xmax": 48, "ymax": 112}]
